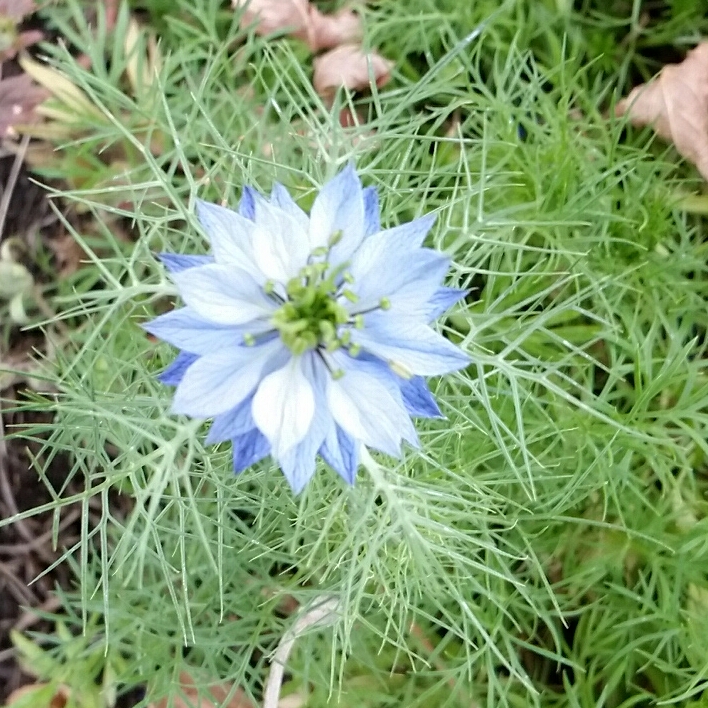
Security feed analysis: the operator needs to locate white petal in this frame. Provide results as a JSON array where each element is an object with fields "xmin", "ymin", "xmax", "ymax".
[
  {"xmin": 270, "ymin": 183, "xmax": 310, "ymax": 233},
  {"xmin": 145, "ymin": 310, "xmax": 230, "ymax": 353},
  {"xmin": 348, "ymin": 215, "xmax": 436, "ymax": 300},
  {"xmin": 195, "ymin": 200, "xmax": 261, "ymax": 277},
  {"xmin": 173, "ymin": 264, "xmax": 277, "ymax": 325},
  {"xmin": 347, "ymin": 249, "xmax": 449, "ymax": 315},
  {"xmin": 251, "ymin": 200, "xmax": 311, "ymax": 284},
  {"xmin": 308, "ymin": 164, "xmax": 365, "ymax": 261},
  {"xmin": 278, "ymin": 359, "xmax": 331, "ymax": 492},
  {"xmin": 251, "ymin": 355, "xmax": 316, "ymax": 458},
  {"xmin": 352, "ymin": 319, "xmax": 470, "ymax": 376},
  {"xmin": 325, "ymin": 355, "xmax": 416, "ymax": 457},
  {"xmin": 172, "ymin": 339, "xmax": 285, "ymax": 417}
]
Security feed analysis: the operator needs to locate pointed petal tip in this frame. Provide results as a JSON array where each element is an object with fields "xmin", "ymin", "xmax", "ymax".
[
  {"xmin": 327, "ymin": 161, "xmax": 363, "ymax": 192},
  {"xmin": 239, "ymin": 185, "xmax": 260, "ymax": 217},
  {"xmin": 170, "ymin": 400, "xmax": 191, "ymax": 417},
  {"xmin": 284, "ymin": 472, "xmax": 309, "ymax": 495},
  {"xmin": 157, "ymin": 351, "xmax": 199, "ymax": 387},
  {"xmin": 232, "ymin": 428, "xmax": 271, "ymax": 473},
  {"xmin": 156, "ymin": 252, "xmax": 214, "ymax": 274},
  {"xmin": 420, "ymin": 211, "xmax": 437, "ymax": 229},
  {"xmin": 194, "ymin": 198, "xmax": 212, "ymax": 222},
  {"xmin": 426, "ymin": 287, "xmax": 470, "ymax": 321}
]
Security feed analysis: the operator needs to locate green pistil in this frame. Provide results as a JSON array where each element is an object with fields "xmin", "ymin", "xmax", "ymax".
[{"xmin": 272, "ymin": 260, "xmax": 352, "ymax": 356}]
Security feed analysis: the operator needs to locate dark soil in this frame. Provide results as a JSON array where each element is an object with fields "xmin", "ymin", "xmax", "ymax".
[
  {"xmin": 0, "ymin": 155, "xmax": 58, "ymax": 701},
  {"xmin": 0, "ymin": 155, "xmax": 136, "ymax": 706},
  {"xmin": 0, "ymin": 397, "xmax": 78, "ymax": 700},
  {"xmin": 0, "ymin": 153, "xmax": 73, "ymax": 702}
]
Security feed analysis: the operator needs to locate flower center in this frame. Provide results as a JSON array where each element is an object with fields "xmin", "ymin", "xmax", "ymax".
[{"xmin": 271, "ymin": 261, "xmax": 354, "ymax": 356}]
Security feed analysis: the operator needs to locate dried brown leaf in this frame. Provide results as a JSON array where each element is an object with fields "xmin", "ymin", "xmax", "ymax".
[
  {"xmin": 0, "ymin": 73, "xmax": 47, "ymax": 137},
  {"xmin": 47, "ymin": 230, "xmax": 87, "ymax": 278},
  {"xmin": 232, "ymin": 0, "xmax": 309, "ymax": 38},
  {"xmin": 313, "ymin": 44, "xmax": 393, "ymax": 98},
  {"xmin": 615, "ymin": 42, "xmax": 708, "ymax": 180},
  {"xmin": 306, "ymin": 7, "xmax": 361, "ymax": 51},
  {"xmin": 149, "ymin": 671, "xmax": 255, "ymax": 708},
  {"xmin": 232, "ymin": 0, "xmax": 361, "ymax": 51},
  {"xmin": 0, "ymin": 0, "xmax": 35, "ymax": 21}
]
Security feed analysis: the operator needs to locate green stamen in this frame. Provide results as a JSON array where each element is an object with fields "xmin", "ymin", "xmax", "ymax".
[
  {"xmin": 389, "ymin": 360, "xmax": 413, "ymax": 379},
  {"xmin": 269, "ymin": 243, "xmax": 392, "ymax": 356},
  {"xmin": 271, "ymin": 257, "xmax": 352, "ymax": 354}
]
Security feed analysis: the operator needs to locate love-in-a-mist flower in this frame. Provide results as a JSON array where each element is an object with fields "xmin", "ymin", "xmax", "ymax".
[{"xmin": 145, "ymin": 165, "xmax": 469, "ymax": 493}]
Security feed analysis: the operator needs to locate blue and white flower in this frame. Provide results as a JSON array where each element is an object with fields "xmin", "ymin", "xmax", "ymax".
[{"xmin": 145, "ymin": 165, "xmax": 469, "ymax": 492}]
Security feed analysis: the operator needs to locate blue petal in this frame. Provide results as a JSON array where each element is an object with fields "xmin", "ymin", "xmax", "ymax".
[
  {"xmin": 232, "ymin": 428, "xmax": 271, "ymax": 473},
  {"xmin": 425, "ymin": 287, "xmax": 468, "ymax": 321},
  {"xmin": 279, "ymin": 447, "xmax": 318, "ymax": 494},
  {"xmin": 205, "ymin": 394, "xmax": 256, "ymax": 445},
  {"xmin": 319, "ymin": 425, "xmax": 358, "ymax": 485},
  {"xmin": 157, "ymin": 253, "xmax": 214, "ymax": 274},
  {"xmin": 239, "ymin": 186, "xmax": 260, "ymax": 220},
  {"xmin": 157, "ymin": 351, "xmax": 199, "ymax": 386},
  {"xmin": 398, "ymin": 376, "xmax": 442, "ymax": 418},
  {"xmin": 362, "ymin": 186, "xmax": 380, "ymax": 236},
  {"xmin": 143, "ymin": 307, "xmax": 245, "ymax": 355}
]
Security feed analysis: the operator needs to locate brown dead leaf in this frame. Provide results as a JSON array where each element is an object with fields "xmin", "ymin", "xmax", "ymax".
[
  {"xmin": 0, "ymin": 73, "xmax": 47, "ymax": 137},
  {"xmin": 232, "ymin": 0, "xmax": 361, "ymax": 51},
  {"xmin": 232, "ymin": 0, "xmax": 309, "ymax": 38},
  {"xmin": 47, "ymin": 229, "xmax": 87, "ymax": 278},
  {"xmin": 313, "ymin": 44, "xmax": 393, "ymax": 98},
  {"xmin": 149, "ymin": 671, "xmax": 255, "ymax": 708},
  {"xmin": 616, "ymin": 42, "xmax": 708, "ymax": 180},
  {"xmin": 0, "ymin": 0, "xmax": 35, "ymax": 21},
  {"xmin": 306, "ymin": 7, "xmax": 361, "ymax": 51}
]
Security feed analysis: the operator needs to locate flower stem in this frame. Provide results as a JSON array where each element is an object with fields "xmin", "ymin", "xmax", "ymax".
[{"xmin": 262, "ymin": 595, "xmax": 341, "ymax": 708}]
